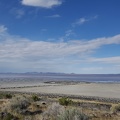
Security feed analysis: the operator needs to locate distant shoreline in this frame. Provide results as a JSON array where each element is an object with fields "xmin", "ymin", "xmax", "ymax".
[
  {"xmin": 0, "ymin": 80, "xmax": 120, "ymax": 89},
  {"xmin": 0, "ymin": 73, "xmax": 120, "ymax": 83}
]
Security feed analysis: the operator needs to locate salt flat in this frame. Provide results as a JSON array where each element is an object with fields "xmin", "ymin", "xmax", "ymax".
[{"xmin": 0, "ymin": 83, "xmax": 120, "ymax": 99}]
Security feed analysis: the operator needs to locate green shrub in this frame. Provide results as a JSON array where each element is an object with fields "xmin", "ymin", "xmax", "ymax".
[
  {"xmin": 0, "ymin": 93, "xmax": 5, "ymax": 99},
  {"xmin": 5, "ymin": 94, "xmax": 12, "ymax": 99},
  {"xmin": 32, "ymin": 95, "xmax": 39, "ymax": 102},
  {"xmin": 0, "ymin": 93, "xmax": 12, "ymax": 99},
  {"xmin": 59, "ymin": 97, "xmax": 73, "ymax": 106}
]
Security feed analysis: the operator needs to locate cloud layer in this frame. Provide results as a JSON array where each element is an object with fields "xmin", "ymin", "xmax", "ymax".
[
  {"xmin": 1, "ymin": 34, "xmax": 120, "ymax": 60},
  {"xmin": 21, "ymin": 0, "xmax": 62, "ymax": 8},
  {"xmin": 0, "ymin": 25, "xmax": 120, "ymax": 73},
  {"xmin": 1, "ymin": 28, "xmax": 120, "ymax": 61}
]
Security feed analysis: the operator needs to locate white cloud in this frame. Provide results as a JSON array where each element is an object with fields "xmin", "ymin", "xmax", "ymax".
[
  {"xmin": 1, "ymin": 26, "xmax": 120, "ymax": 73},
  {"xmin": 89, "ymin": 56, "xmax": 120, "ymax": 64},
  {"xmin": 1, "ymin": 33, "xmax": 120, "ymax": 60},
  {"xmin": 0, "ymin": 25, "xmax": 7, "ymax": 33},
  {"xmin": 73, "ymin": 15, "xmax": 98, "ymax": 26},
  {"xmin": 76, "ymin": 18, "xmax": 87, "ymax": 25},
  {"xmin": 46, "ymin": 14, "xmax": 61, "ymax": 18},
  {"xmin": 21, "ymin": 0, "xmax": 62, "ymax": 8}
]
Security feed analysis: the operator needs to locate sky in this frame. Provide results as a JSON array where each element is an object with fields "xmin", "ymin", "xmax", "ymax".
[{"xmin": 0, "ymin": 0, "xmax": 120, "ymax": 74}]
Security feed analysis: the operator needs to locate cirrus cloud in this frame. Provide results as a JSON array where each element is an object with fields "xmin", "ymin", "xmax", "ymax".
[
  {"xmin": 0, "ymin": 25, "xmax": 7, "ymax": 33},
  {"xmin": 46, "ymin": 14, "xmax": 61, "ymax": 18},
  {"xmin": 72, "ymin": 15, "xmax": 98, "ymax": 27}
]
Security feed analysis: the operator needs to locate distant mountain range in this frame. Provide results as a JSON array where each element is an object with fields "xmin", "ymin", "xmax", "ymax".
[{"xmin": 0, "ymin": 72, "xmax": 120, "ymax": 75}]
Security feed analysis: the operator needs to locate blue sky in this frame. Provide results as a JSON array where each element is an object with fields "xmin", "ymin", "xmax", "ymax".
[{"xmin": 0, "ymin": 0, "xmax": 120, "ymax": 74}]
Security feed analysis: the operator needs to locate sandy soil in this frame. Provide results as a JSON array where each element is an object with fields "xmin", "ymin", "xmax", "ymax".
[{"xmin": 0, "ymin": 82, "xmax": 120, "ymax": 99}]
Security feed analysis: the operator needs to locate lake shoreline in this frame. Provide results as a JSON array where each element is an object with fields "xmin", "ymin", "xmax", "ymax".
[{"xmin": 0, "ymin": 82, "xmax": 120, "ymax": 103}]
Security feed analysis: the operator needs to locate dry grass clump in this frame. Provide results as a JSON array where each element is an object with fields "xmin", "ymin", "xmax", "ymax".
[
  {"xmin": 76, "ymin": 101, "xmax": 111, "ymax": 112},
  {"xmin": 111, "ymin": 104, "xmax": 120, "ymax": 114}
]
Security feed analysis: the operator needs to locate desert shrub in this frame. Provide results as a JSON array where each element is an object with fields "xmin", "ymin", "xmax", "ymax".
[
  {"xmin": 59, "ymin": 97, "xmax": 73, "ymax": 106},
  {"xmin": 32, "ymin": 95, "xmax": 39, "ymax": 102},
  {"xmin": 3, "ymin": 97, "xmax": 30, "ymax": 114},
  {"xmin": 12, "ymin": 99, "xmax": 29, "ymax": 110},
  {"xmin": 42, "ymin": 103, "xmax": 64, "ymax": 120},
  {"xmin": 0, "ymin": 93, "xmax": 12, "ymax": 99},
  {"xmin": 58, "ymin": 108, "xmax": 89, "ymax": 120},
  {"xmin": 0, "ymin": 93, "xmax": 5, "ymax": 99},
  {"xmin": 111, "ymin": 104, "xmax": 120, "ymax": 113},
  {"xmin": 42, "ymin": 104, "xmax": 89, "ymax": 120},
  {"xmin": 0, "ymin": 112, "xmax": 17, "ymax": 120},
  {"xmin": 5, "ymin": 94, "xmax": 12, "ymax": 99}
]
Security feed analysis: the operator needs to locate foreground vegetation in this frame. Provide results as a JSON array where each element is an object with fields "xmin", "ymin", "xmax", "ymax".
[{"xmin": 0, "ymin": 92, "xmax": 120, "ymax": 120}]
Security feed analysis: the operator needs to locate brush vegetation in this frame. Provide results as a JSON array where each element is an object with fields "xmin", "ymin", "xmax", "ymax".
[
  {"xmin": 59, "ymin": 97, "xmax": 73, "ymax": 106},
  {"xmin": 0, "ymin": 92, "xmax": 120, "ymax": 120}
]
